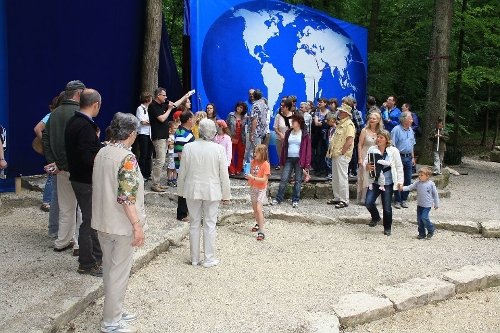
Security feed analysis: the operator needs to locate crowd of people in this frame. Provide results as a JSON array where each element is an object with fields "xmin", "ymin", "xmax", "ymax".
[{"xmin": 30, "ymin": 79, "xmax": 447, "ymax": 333}]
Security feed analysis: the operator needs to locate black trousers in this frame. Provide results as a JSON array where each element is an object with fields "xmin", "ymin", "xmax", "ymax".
[
  {"xmin": 177, "ymin": 196, "xmax": 189, "ymax": 220},
  {"xmin": 71, "ymin": 180, "xmax": 102, "ymax": 268},
  {"xmin": 137, "ymin": 134, "xmax": 154, "ymax": 178}
]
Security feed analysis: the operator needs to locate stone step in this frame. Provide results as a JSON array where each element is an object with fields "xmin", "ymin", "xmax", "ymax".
[
  {"xmin": 332, "ymin": 292, "xmax": 394, "ymax": 327},
  {"xmin": 374, "ymin": 277, "xmax": 455, "ymax": 312}
]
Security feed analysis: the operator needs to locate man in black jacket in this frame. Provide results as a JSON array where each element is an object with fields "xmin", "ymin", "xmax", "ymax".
[{"xmin": 65, "ymin": 89, "xmax": 103, "ymax": 276}]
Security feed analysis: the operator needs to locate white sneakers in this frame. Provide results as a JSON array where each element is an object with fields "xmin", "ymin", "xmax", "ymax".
[
  {"xmin": 101, "ymin": 320, "xmax": 136, "ymax": 333},
  {"xmin": 101, "ymin": 312, "xmax": 136, "ymax": 333},
  {"xmin": 203, "ymin": 259, "xmax": 219, "ymax": 268}
]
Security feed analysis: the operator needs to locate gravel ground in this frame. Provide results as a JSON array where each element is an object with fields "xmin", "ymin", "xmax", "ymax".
[{"xmin": 52, "ymin": 157, "xmax": 500, "ymax": 333}]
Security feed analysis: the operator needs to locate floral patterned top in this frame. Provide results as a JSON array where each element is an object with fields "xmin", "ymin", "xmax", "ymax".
[{"xmin": 110, "ymin": 142, "xmax": 140, "ymax": 205}]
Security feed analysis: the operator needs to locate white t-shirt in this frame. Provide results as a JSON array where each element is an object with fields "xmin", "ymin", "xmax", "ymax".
[{"xmin": 136, "ymin": 104, "xmax": 150, "ymax": 135}]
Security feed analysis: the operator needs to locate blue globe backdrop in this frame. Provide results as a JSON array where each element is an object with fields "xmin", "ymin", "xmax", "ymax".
[{"xmin": 197, "ymin": 0, "xmax": 367, "ymax": 163}]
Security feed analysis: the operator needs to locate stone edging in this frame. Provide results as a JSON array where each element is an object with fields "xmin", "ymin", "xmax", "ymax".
[{"xmin": 332, "ymin": 262, "xmax": 500, "ymax": 329}]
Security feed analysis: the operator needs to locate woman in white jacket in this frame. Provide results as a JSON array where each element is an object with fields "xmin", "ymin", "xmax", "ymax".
[
  {"xmin": 178, "ymin": 119, "xmax": 231, "ymax": 267},
  {"xmin": 363, "ymin": 129, "xmax": 404, "ymax": 235}
]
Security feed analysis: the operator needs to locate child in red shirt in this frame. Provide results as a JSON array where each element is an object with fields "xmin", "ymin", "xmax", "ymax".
[{"xmin": 245, "ymin": 144, "xmax": 270, "ymax": 241}]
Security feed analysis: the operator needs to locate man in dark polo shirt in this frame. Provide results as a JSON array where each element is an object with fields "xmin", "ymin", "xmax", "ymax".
[
  {"xmin": 148, "ymin": 87, "xmax": 191, "ymax": 192},
  {"xmin": 65, "ymin": 89, "xmax": 103, "ymax": 276}
]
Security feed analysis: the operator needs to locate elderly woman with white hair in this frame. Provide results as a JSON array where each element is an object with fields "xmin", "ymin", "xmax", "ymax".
[
  {"xmin": 92, "ymin": 112, "xmax": 147, "ymax": 333},
  {"xmin": 178, "ymin": 119, "xmax": 231, "ymax": 268}
]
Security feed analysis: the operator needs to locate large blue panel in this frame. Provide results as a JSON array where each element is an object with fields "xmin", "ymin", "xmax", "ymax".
[
  {"xmin": 190, "ymin": 0, "xmax": 367, "ymax": 165},
  {"xmin": 4, "ymin": 0, "xmax": 147, "ymax": 180}
]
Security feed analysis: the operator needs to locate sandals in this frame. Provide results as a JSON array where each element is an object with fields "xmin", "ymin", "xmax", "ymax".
[
  {"xmin": 303, "ymin": 174, "xmax": 311, "ymax": 183},
  {"xmin": 335, "ymin": 201, "xmax": 349, "ymax": 209},
  {"xmin": 327, "ymin": 199, "xmax": 341, "ymax": 205},
  {"xmin": 251, "ymin": 224, "xmax": 259, "ymax": 232},
  {"xmin": 257, "ymin": 232, "xmax": 265, "ymax": 241}
]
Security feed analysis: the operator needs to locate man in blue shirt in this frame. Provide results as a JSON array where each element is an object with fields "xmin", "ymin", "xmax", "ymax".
[
  {"xmin": 391, "ymin": 111, "xmax": 416, "ymax": 209},
  {"xmin": 381, "ymin": 95, "xmax": 401, "ymax": 133}
]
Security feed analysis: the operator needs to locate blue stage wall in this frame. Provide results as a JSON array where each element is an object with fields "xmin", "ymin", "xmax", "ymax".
[{"xmin": 0, "ymin": 2, "xmax": 183, "ymax": 193}]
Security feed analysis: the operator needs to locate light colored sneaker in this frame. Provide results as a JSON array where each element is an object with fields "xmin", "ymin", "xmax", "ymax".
[
  {"xmin": 121, "ymin": 311, "xmax": 136, "ymax": 322},
  {"xmin": 270, "ymin": 199, "xmax": 280, "ymax": 205},
  {"xmin": 394, "ymin": 202, "xmax": 401, "ymax": 209},
  {"xmin": 150, "ymin": 185, "xmax": 166, "ymax": 193},
  {"xmin": 203, "ymin": 259, "xmax": 219, "ymax": 268},
  {"xmin": 192, "ymin": 261, "xmax": 199, "ymax": 266},
  {"xmin": 101, "ymin": 320, "xmax": 137, "ymax": 333},
  {"xmin": 401, "ymin": 201, "xmax": 408, "ymax": 208},
  {"xmin": 292, "ymin": 201, "xmax": 298, "ymax": 208}
]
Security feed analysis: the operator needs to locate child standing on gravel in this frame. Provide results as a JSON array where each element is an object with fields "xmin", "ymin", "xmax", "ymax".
[
  {"xmin": 245, "ymin": 144, "xmax": 270, "ymax": 241},
  {"xmin": 403, "ymin": 166, "xmax": 439, "ymax": 239},
  {"xmin": 167, "ymin": 121, "xmax": 178, "ymax": 187}
]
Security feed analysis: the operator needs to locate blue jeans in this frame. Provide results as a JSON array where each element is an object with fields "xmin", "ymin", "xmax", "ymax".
[
  {"xmin": 42, "ymin": 174, "xmax": 53, "ymax": 204},
  {"xmin": 325, "ymin": 157, "xmax": 332, "ymax": 173},
  {"xmin": 365, "ymin": 183, "xmax": 394, "ymax": 231},
  {"xmin": 394, "ymin": 155, "xmax": 412, "ymax": 204},
  {"xmin": 275, "ymin": 157, "xmax": 303, "ymax": 203},
  {"xmin": 48, "ymin": 174, "xmax": 59, "ymax": 237},
  {"xmin": 417, "ymin": 206, "xmax": 435, "ymax": 236}
]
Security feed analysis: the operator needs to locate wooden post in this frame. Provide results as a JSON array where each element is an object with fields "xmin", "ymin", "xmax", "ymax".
[{"xmin": 15, "ymin": 177, "xmax": 21, "ymax": 194}]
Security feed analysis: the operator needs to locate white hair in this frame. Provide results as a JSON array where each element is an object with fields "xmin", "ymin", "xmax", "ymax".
[{"xmin": 198, "ymin": 119, "xmax": 216, "ymax": 141}]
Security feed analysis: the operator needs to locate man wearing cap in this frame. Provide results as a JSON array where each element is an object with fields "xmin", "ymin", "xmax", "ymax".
[
  {"xmin": 326, "ymin": 103, "xmax": 355, "ymax": 209},
  {"xmin": 43, "ymin": 80, "xmax": 85, "ymax": 253},
  {"xmin": 391, "ymin": 111, "xmax": 416, "ymax": 209},
  {"xmin": 148, "ymin": 88, "xmax": 190, "ymax": 192}
]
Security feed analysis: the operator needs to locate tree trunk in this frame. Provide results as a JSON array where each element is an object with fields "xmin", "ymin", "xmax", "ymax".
[
  {"xmin": 421, "ymin": 0, "xmax": 453, "ymax": 165},
  {"xmin": 368, "ymin": 0, "xmax": 380, "ymax": 54},
  {"xmin": 142, "ymin": 0, "xmax": 163, "ymax": 93},
  {"xmin": 453, "ymin": 0, "xmax": 467, "ymax": 147}
]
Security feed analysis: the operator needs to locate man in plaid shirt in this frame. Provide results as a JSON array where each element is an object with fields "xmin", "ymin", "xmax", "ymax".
[{"xmin": 348, "ymin": 98, "xmax": 365, "ymax": 177}]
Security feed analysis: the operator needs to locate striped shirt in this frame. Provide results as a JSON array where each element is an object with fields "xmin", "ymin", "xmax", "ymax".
[{"xmin": 174, "ymin": 125, "xmax": 194, "ymax": 170}]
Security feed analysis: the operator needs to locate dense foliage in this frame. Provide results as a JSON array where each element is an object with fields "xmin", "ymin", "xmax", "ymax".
[{"xmin": 162, "ymin": 0, "xmax": 500, "ymax": 149}]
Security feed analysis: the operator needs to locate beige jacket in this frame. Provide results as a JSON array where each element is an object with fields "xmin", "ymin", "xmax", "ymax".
[
  {"xmin": 177, "ymin": 140, "xmax": 231, "ymax": 201},
  {"xmin": 92, "ymin": 145, "xmax": 147, "ymax": 236}
]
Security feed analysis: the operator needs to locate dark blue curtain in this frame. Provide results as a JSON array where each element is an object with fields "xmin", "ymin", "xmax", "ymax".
[
  {"xmin": 1, "ymin": 1, "xmax": 185, "ymax": 192},
  {"xmin": 158, "ymin": 13, "xmax": 183, "ymax": 106}
]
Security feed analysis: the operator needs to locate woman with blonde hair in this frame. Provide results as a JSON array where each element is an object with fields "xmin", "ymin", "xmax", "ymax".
[
  {"xmin": 363, "ymin": 129, "xmax": 404, "ymax": 236},
  {"xmin": 357, "ymin": 112, "xmax": 384, "ymax": 204},
  {"xmin": 191, "ymin": 111, "xmax": 207, "ymax": 139}
]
